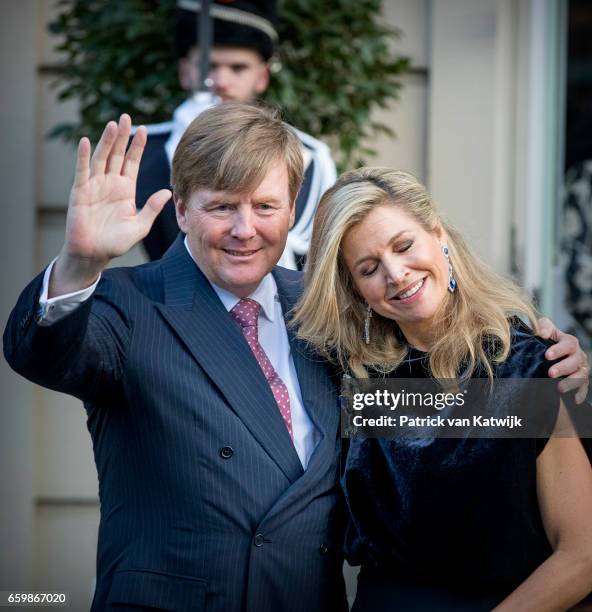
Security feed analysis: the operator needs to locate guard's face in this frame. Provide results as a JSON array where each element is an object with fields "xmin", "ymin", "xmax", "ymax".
[
  {"xmin": 176, "ymin": 160, "xmax": 295, "ymax": 298},
  {"xmin": 179, "ymin": 47, "xmax": 270, "ymax": 102}
]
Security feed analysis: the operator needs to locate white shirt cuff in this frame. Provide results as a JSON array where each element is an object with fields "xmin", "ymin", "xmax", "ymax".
[{"xmin": 37, "ymin": 257, "xmax": 101, "ymax": 326}]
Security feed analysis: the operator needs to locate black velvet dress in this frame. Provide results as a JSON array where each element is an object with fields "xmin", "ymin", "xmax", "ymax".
[{"xmin": 342, "ymin": 324, "xmax": 564, "ymax": 611}]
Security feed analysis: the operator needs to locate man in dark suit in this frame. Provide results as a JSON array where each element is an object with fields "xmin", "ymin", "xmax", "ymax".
[
  {"xmin": 5, "ymin": 105, "xmax": 345, "ymax": 611},
  {"xmin": 4, "ymin": 103, "xmax": 588, "ymax": 611}
]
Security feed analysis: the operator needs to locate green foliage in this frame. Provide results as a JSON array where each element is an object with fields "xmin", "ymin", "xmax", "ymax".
[
  {"xmin": 269, "ymin": 0, "xmax": 410, "ymax": 168},
  {"xmin": 49, "ymin": 0, "xmax": 409, "ymax": 170},
  {"xmin": 49, "ymin": 0, "xmax": 183, "ymax": 142}
]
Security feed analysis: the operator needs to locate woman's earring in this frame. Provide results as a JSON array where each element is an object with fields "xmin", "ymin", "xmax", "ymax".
[
  {"xmin": 442, "ymin": 245, "xmax": 457, "ymax": 292},
  {"xmin": 364, "ymin": 303, "xmax": 373, "ymax": 345}
]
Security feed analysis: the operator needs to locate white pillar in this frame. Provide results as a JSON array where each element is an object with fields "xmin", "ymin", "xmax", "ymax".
[{"xmin": 513, "ymin": 0, "xmax": 565, "ymax": 313}]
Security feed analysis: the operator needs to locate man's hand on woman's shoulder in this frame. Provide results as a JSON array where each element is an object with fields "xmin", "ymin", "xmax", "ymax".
[{"xmin": 537, "ymin": 317, "xmax": 589, "ymax": 403}]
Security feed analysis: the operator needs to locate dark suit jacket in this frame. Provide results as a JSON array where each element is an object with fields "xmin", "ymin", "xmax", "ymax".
[{"xmin": 4, "ymin": 235, "xmax": 347, "ymax": 612}]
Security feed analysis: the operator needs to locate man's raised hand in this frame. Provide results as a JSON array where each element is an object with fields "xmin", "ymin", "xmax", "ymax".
[{"xmin": 49, "ymin": 115, "xmax": 171, "ymax": 297}]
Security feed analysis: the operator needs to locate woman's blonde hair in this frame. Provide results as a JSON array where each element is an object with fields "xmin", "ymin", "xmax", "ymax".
[{"xmin": 292, "ymin": 167, "xmax": 539, "ymax": 380}]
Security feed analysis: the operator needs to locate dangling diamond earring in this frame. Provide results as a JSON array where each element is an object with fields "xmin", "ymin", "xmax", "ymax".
[
  {"xmin": 442, "ymin": 245, "xmax": 457, "ymax": 292},
  {"xmin": 364, "ymin": 303, "xmax": 373, "ymax": 344}
]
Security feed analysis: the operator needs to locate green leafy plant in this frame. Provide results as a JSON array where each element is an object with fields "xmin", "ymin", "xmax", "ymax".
[{"xmin": 49, "ymin": 0, "xmax": 409, "ymax": 169}]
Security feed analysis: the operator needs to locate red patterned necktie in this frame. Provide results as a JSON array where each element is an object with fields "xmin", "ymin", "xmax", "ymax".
[{"xmin": 230, "ymin": 298, "xmax": 293, "ymax": 439}]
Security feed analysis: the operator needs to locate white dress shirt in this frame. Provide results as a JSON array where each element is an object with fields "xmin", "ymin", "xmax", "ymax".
[{"xmin": 37, "ymin": 242, "xmax": 320, "ymax": 469}]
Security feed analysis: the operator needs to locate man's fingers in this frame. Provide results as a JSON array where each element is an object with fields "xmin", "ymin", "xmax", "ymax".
[
  {"xmin": 545, "ymin": 332, "xmax": 579, "ymax": 362},
  {"xmin": 557, "ymin": 365, "xmax": 590, "ymax": 404},
  {"xmin": 90, "ymin": 121, "xmax": 118, "ymax": 177},
  {"xmin": 122, "ymin": 125, "xmax": 147, "ymax": 182},
  {"xmin": 73, "ymin": 137, "xmax": 91, "ymax": 188},
  {"xmin": 558, "ymin": 367, "xmax": 589, "ymax": 389},
  {"xmin": 136, "ymin": 189, "xmax": 173, "ymax": 237},
  {"xmin": 549, "ymin": 348, "xmax": 587, "ymax": 378},
  {"xmin": 106, "ymin": 114, "xmax": 132, "ymax": 175},
  {"xmin": 575, "ymin": 377, "xmax": 589, "ymax": 404},
  {"xmin": 537, "ymin": 317, "xmax": 556, "ymax": 340}
]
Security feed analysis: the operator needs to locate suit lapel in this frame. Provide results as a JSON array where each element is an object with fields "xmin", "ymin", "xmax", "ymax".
[
  {"xmin": 260, "ymin": 268, "xmax": 341, "ymax": 522},
  {"xmin": 273, "ymin": 269, "xmax": 340, "ymax": 448},
  {"xmin": 155, "ymin": 237, "xmax": 303, "ymax": 483}
]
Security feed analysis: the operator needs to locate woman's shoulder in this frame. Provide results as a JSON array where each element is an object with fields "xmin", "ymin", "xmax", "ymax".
[
  {"xmin": 498, "ymin": 317, "xmax": 556, "ymax": 378},
  {"xmin": 508, "ymin": 317, "xmax": 555, "ymax": 353}
]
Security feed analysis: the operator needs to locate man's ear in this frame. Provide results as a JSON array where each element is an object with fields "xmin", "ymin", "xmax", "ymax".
[
  {"xmin": 178, "ymin": 59, "xmax": 194, "ymax": 92},
  {"xmin": 255, "ymin": 64, "xmax": 270, "ymax": 95},
  {"xmin": 178, "ymin": 46, "xmax": 199, "ymax": 91},
  {"xmin": 174, "ymin": 194, "xmax": 189, "ymax": 233},
  {"xmin": 288, "ymin": 199, "xmax": 296, "ymax": 230}
]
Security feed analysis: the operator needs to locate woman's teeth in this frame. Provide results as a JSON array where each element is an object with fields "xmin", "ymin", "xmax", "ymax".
[{"xmin": 396, "ymin": 278, "xmax": 424, "ymax": 299}]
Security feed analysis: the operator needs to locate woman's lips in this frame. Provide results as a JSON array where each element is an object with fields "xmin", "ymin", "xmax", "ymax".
[{"xmin": 391, "ymin": 277, "xmax": 426, "ymax": 302}]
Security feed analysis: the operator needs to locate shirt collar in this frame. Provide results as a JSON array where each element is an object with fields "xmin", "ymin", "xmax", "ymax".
[{"xmin": 183, "ymin": 236, "xmax": 277, "ymax": 322}]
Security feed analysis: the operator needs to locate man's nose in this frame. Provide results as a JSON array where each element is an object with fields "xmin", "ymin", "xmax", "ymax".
[
  {"xmin": 230, "ymin": 209, "xmax": 256, "ymax": 240},
  {"xmin": 211, "ymin": 66, "xmax": 230, "ymax": 93}
]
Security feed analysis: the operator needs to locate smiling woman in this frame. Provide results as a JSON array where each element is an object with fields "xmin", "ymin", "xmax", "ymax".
[
  {"xmin": 292, "ymin": 167, "xmax": 592, "ymax": 611},
  {"xmin": 293, "ymin": 167, "xmax": 539, "ymax": 380}
]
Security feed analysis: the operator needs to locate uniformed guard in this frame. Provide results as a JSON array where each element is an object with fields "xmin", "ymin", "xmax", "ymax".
[{"xmin": 136, "ymin": 0, "xmax": 336, "ymax": 268}]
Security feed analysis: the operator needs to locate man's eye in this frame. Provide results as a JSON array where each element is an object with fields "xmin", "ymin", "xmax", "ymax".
[
  {"xmin": 256, "ymin": 203, "xmax": 274, "ymax": 210},
  {"xmin": 231, "ymin": 65, "xmax": 248, "ymax": 73},
  {"xmin": 211, "ymin": 204, "xmax": 230, "ymax": 211}
]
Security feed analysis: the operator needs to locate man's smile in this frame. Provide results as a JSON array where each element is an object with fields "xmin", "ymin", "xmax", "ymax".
[{"xmin": 222, "ymin": 247, "xmax": 261, "ymax": 257}]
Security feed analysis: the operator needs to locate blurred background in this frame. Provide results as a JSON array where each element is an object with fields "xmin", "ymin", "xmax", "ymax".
[{"xmin": 1, "ymin": 0, "xmax": 591, "ymax": 609}]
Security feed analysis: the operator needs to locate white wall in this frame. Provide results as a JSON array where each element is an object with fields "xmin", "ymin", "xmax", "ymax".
[
  {"xmin": 428, "ymin": 0, "xmax": 518, "ymax": 274},
  {"xmin": 0, "ymin": 0, "xmax": 39, "ymax": 591},
  {"xmin": 370, "ymin": 0, "xmax": 430, "ymax": 180}
]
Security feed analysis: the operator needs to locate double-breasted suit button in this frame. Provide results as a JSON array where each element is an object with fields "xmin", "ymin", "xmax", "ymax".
[
  {"xmin": 253, "ymin": 533, "xmax": 265, "ymax": 547},
  {"xmin": 319, "ymin": 542, "xmax": 329, "ymax": 555},
  {"xmin": 219, "ymin": 446, "xmax": 234, "ymax": 459}
]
